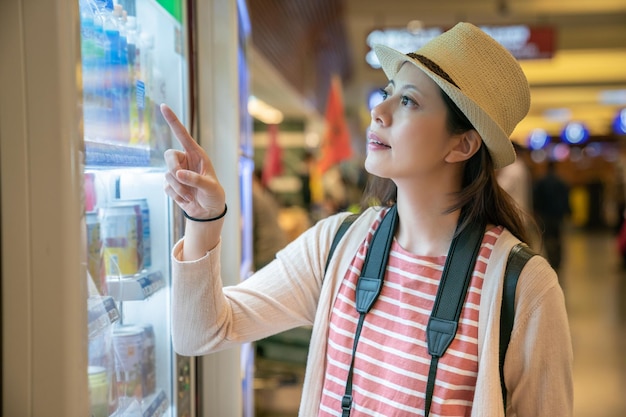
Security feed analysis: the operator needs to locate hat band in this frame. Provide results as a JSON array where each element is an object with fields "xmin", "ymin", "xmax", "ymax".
[{"xmin": 406, "ymin": 53, "xmax": 460, "ymax": 89}]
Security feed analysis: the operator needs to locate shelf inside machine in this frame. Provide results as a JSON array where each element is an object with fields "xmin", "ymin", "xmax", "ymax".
[
  {"xmin": 87, "ymin": 295, "xmax": 120, "ymax": 337},
  {"xmin": 107, "ymin": 270, "xmax": 166, "ymax": 301}
]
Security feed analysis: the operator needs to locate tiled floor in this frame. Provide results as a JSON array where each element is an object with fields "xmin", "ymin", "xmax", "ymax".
[
  {"xmin": 253, "ymin": 227, "xmax": 626, "ymax": 416},
  {"xmin": 562, "ymin": 228, "xmax": 626, "ymax": 417}
]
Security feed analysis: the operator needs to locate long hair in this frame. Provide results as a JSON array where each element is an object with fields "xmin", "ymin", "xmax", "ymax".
[{"xmin": 361, "ymin": 56, "xmax": 531, "ymax": 243}]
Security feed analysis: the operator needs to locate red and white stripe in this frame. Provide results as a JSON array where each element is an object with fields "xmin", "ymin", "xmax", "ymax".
[{"xmin": 319, "ymin": 210, "xmax": 502, "ymax": 417}]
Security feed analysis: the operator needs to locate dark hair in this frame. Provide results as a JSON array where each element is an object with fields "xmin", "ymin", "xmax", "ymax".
[{"xmin": 361, "ymin": 56, "xmax": 532, "ymax": 243}]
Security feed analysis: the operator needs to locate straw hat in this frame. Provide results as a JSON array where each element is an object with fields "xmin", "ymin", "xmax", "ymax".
[{"xmin": 373, "ymin": 22, "xmax": 530, "ymax": 169}]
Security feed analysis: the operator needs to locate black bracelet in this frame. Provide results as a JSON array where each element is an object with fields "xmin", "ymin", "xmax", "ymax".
[{"xmin": 183, "ymin": 204, "xmax": 228, "ymax": 222}]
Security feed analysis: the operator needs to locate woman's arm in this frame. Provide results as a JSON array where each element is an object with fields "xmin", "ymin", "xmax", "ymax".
[
  {"xmin": 170, "ymin": 212, "xmax": 348, "ymax": 356},
  {"xmin": 505, "ymin": 257, "xmax": 574, "ymax": 416}
]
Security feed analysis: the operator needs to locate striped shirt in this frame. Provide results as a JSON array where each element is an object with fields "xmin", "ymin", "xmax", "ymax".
[{"xmin": 319, "ymin": 209, "xmax": 502, "ymax": 416}]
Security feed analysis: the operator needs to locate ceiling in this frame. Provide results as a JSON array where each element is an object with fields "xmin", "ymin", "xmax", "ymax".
[{"xmin": 246, "ymin": 0, "xmax": 626, "ymax": 144}]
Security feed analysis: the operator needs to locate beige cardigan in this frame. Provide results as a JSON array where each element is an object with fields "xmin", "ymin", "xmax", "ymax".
[{"xmin": 171, "ymin": 207, "xmax": 573, "ymax": 417}]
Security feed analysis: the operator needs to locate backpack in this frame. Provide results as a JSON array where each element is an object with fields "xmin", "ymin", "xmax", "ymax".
[{"xmin": 325, "ymin": 211, "xmax": 535, "ymax": 415}]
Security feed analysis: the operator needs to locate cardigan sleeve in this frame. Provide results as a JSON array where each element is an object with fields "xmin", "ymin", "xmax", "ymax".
[
  {"xmin": 504, "ymin": 255, "xmax": 574, "ymax": 417},
  {"xmin": 170, "ymin": 212, "xmax": 349, "ymax": 356},
  {"xmin": 473, "ymin": 230, "xmax": 573, "ymax": 417}
]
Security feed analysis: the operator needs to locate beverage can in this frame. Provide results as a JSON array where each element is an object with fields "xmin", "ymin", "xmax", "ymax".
[
  {"xmin": 88, "ymin": 330, "xmax": 119, "ymax": 413},
  {"xmin": 86, "ymin": 211, "xmax": 107, "ymax": 294},
  {"xmin": 110, "ymin": 198, "xmax": 151, "ymax": 270},
  {"xmin": 112, "ymin": 325, "xmax": 145, "ymax": 400},
  {"xmin": 88, "ymin": 366, "xmax": 109, "ymax": 417},
  {"xmin": 101, "ymin": 204, "xmax": 139, "ymax": 276},
  {"xmin": 88, "ymin": 331, "xmax": 108, "ymax": 368},
  {"xmin": 140, "ymin": 324, "xmax": 156, "ymax": 396},
  {"xmin": 85, "ymin": 172, "xmax": 97, "ymax": 212}
]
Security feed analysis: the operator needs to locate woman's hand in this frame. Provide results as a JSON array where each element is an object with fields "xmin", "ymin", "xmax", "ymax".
[{"xmin": 161, "ymin": 104, "xmax": 226, "ymax": 220}]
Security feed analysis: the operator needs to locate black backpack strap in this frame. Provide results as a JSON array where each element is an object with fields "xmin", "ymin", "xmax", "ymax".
[
  {"xmin": 423, "ymin": 218, "xmax": 486, "ymax": 417},
  {"xmin": 355, "ymin": 206, "xmax": 398, "ymax": 314},
  {"xmin": 329, "ymin": 208, "xmax": 537, "ymax": 415},
  {"xmin": 342, "ymin": 205, "xmax": 399, "ymax": 417},
  {"xmin": 499, "ymin": 243, "xmax": 536, "ymax": 411},
  {"xmin": 338, "ymin": 206, "xmax": 485, "ymax": 417},
  {"xmin": 325, "ymin": 213, "xmax": 360, "ymax": 274}
]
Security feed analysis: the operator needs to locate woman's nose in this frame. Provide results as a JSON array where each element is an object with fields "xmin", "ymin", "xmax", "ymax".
[{"xmin": 371, "ymin": 99, "xmax": 390, "ymax": 126}]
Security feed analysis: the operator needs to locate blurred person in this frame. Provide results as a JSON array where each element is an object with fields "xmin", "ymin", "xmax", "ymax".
[
  {"xmin": 533, "ymin": 160, "xmax": 571, "ymax": 271},
  {"xmin": 252, "ymin": 170, "xmax": 288, "ymax": 271},
  {"xmin": 611, "ymin": 164, "xmax": 626, "ymax": 267},
  {"xmin": 162, "ymin": 22, "xmax": 572, "ymax": 417},
  {"xmin": 298, "ymin": 150, "xmax": 314, "ymax": 211},
  {"xmin": 322, "ymin": 165, "xmax": 349, "ymax": 213},
  {"xmin": 497, "ymin": 142, "xmax": 532, "ymax": 214},
  {"xmin": 616, "ymin": 209, "xmax": 626, "ymax": 267},
  {"xmin": 496, "ymin": 142, "xmax": 539, "ymax": 249}
]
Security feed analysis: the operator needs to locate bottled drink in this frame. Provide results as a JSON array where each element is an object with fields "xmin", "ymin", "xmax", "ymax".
[
  {"xmin": 126, "ymin": 16, "xmax": 148, "ymax": 147},
  {"xmin": 97, "ymin": 0, "xmax": 131, "ymax": 144},
  {"xmin": 139, "ymin": 32, "xmax": 155, "ymax": 149},
  {"xmin": 150, "ymin": 68, "xmax": 172, "ymax": 158},
  {"xmin": 80, "ymin": 0, "xmax": 107, "ymax": 141},
  {"xmin": 113, "ymin": 4, "xmax": 132, "ymax": 144}
]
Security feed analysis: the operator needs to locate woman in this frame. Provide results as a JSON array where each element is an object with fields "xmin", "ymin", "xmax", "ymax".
[{"xmin": 163, "ymin": 22, "xmax": 573, "ymax": 417}]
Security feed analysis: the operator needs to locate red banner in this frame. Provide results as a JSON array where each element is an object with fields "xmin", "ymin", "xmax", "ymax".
[
  {"xmin": 317, "ymin": 75, "xmax": 353, "ymax": 174},
  {"xmin": 261, "ymin": 124, "xmax": 283, "ymax": 186}
]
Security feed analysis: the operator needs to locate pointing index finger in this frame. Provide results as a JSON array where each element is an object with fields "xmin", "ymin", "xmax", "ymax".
[{"xmin": 160, "ymin": 103, "xmax": 200, "ymax": 153}]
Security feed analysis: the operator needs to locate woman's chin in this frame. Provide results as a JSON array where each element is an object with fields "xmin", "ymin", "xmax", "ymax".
[{"xmin": 364, "ymin": 158, "xmax": 385, "ymax": 178}]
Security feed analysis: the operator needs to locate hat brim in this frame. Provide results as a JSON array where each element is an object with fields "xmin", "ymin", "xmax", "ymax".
[{"xmin": 373, "ymin": 44, "xmax": 515, "ymax": 169}]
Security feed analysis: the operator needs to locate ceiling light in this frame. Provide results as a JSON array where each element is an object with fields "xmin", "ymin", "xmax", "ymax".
[
  {"xmin": 561, "ymin": 122, "xmax": 589, "ymax": 145},
  {"xmin": 528, "ymin": 128, "xmax": 550, "ymax": 150},
  {"xmin": 543, "ymin": 108, "xmax": 572, "ymax": 123},
  {"xmin": 600, "ymin": 89, "xmax": 626, "ymax": 105},
  {"xmin": 248, "ymin": 96, "xmax": 284, "ymax": 125}
]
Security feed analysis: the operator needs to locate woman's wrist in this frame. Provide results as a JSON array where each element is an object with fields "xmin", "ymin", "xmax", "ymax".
[
  {"xmin": 183, "ymin": 204, "xmax": 228, "ymax": 222},
  {"xmin": 182, "ymin": 211, "xmax": 225, "ymax": 261}
]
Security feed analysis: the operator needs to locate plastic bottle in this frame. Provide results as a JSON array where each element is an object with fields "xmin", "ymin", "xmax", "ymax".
[
  {"xmin": 117, "ymin": 0, "xmax": 136, "ymax": 18},
  {"xmin": 113, "ymin": 4, "xmax": 132, "ymax": 144},
  {"xmin": 125, "ymin": 15, "xmax": 139, "ymax": 70},
  {"xmin": 96, "ymin": 0, "xmax": 130, "ymax": 144},
  {"xmin": 126, "ymin": 16, "xmax": 146, "ymax": 146},
  {"xmin": 150, "ymin": 68, "xmax": 172, "ymax": 158},
  {"xmin": 80, "ymin": 0, "xmax": 107, "ymax": 141},
  {"xmin": 139, "ymin": 32, "xmax": 155, "ymax": 148}
]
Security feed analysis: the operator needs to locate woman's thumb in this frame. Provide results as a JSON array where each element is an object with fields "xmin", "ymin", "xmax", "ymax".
[{"xmin": 176, "ymin": 169, "xmax": 199, "ymax": 186}]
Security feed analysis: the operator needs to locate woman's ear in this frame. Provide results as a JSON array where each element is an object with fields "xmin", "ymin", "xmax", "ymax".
[{"xmin": 445, "ymin": 130, "xmax": 482, "ymax": 163}]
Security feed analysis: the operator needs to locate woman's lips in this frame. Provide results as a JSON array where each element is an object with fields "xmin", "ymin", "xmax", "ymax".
[{"xmin": 367, "ymin": 132, "xmax": 391, "ymax": 149}]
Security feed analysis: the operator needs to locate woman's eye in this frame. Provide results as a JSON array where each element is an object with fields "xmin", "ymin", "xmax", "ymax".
[
  {"xmin": 400, "ymin": 95, "xmax": 416, "ymax": 106},
  {"xmin": 379, "ymin": 89, "xmax": 389, "ymax": 100}
]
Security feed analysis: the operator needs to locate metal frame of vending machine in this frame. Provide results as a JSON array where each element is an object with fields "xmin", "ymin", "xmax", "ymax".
[
  {"xmin": 236, "ymin": 1, "xmax": 255, "ymax": 416},
  {"xmin": 1, "ymin": 0, "xmax": 88, "ymax": 415},
  {"xmin": 190, "ymin": 0, "xmax": 248, "ymax": 415},
  {"xmin": 0, "ymin": 0, "xmax": 214, "ymax": 416}
]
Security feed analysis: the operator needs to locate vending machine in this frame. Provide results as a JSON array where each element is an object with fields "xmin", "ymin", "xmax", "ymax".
[
  {"xmin": 80, "ymin": 0, "xmax": 192, "ymax": 415},
  {"xmin": 1, "ymin": 0, "xmax": 247, "ymax": 416}
]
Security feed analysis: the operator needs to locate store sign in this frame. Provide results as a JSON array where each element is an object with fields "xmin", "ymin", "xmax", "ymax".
[{"xmin": 365, "ymin": 25, "xmax": 555, "ymax": 68}]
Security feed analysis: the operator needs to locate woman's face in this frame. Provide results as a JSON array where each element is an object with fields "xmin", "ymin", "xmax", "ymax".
[{"xmin": 365, "ymin": 63, "xmax": 461, "ymax": 183}]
